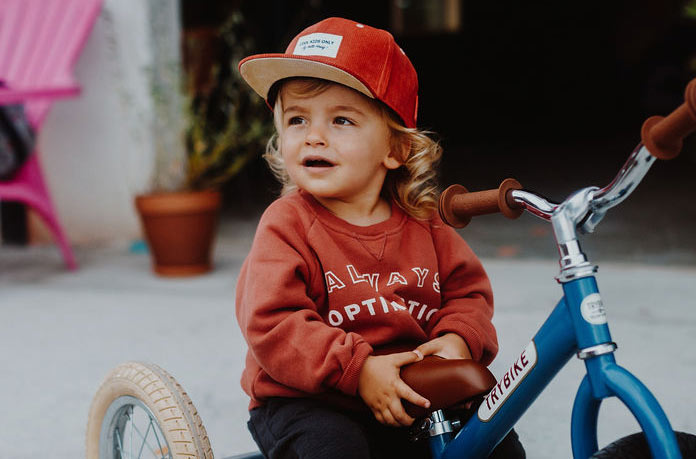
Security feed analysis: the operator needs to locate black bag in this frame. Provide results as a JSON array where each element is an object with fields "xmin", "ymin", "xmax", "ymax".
[{"xmin": 0, "ymin": 83, "xmax": 35, "ymax": 181}]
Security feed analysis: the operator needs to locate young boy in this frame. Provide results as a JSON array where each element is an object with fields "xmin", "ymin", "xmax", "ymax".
[{"xmin": 236, "ymin": 17, "xmax": 524, "ymax": 458}]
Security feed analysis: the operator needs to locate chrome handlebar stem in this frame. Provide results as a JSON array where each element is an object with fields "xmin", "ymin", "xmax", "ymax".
[
  {"xmin": 591, "ymin": 145, "xmax": 656, "ymax": 210},
  {"xmin": 583, "ymin": 145, "xmax": 656, "ymax": 233},
  {"xmin": 506, "ymin": 143, "xmax": 656, "ymax": 282},
  {"xmin": 508, "ymin": 189, "xmax": 557, "ymax": 221}
]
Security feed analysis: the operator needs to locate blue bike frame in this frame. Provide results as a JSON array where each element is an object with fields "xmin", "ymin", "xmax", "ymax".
[
  {"xmin": 430, "ymin": 275, "xmax": 681, "ymax": 459},
  {"xmin": 232, "ymin": 145, "xmax": 688, "ymax": 459}
]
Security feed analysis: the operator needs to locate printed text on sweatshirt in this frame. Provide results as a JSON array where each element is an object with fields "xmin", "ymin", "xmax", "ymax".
[{"xmin": 235, "ymin": 190, "xmax": 497, "ymax": 409}]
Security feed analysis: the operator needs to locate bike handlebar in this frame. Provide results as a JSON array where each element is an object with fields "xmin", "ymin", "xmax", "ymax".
[
  {"xmin": 641, "ymin": 78, "xmax": 696, "ymax": 159},
  {"xmin": 438, "ymin": 178, "xmax": 523, "ymax": 228},
  {"xmin": 440, "ymin": 78, "xmax": 696, "ymax": 228}
]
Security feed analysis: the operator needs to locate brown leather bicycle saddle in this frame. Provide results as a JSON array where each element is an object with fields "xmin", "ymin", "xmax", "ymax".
[{"xmin": 400, "ymin": 355, "xmax": 496, "ymax": 419}]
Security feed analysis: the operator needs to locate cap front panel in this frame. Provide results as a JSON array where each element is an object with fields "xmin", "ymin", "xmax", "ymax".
[
  {"xmin": 286, "ymin": 19, "xmax": 389, "ymax": 99},
  {"xmin": 239, "ymin": 17, "xmax": 419, "ymax": 128}
]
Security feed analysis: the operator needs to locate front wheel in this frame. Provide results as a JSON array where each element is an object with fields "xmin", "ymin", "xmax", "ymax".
[
  {"xmin": 86, "ymin": 361, "xmax": 214, "ymax": 459},
  {"xmin": 591, "ymin": 431, "xmax": 696, "ymax": 458}
]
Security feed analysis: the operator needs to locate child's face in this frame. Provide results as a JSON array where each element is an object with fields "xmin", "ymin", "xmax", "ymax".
[{"xmin": 278, "ymin": 81, "xmax": 401, "ymax": 208}]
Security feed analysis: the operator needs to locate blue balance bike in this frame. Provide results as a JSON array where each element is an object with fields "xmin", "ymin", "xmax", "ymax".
[{"xmin": 86, "ymin": 80, "xmax": 696, "ymax": 459}]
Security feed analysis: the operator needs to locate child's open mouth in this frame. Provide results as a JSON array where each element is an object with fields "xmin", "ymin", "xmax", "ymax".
[{"xmin": 302, "ymin": 157, "xmax": 335, "ymax": 168}]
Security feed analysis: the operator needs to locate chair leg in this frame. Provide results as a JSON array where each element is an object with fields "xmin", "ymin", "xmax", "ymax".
[
  {"xmin": 33, "ymin": 205, "xmax": 78, "ymax": 270},
  {"xmin": 0, "ymin": 156, "xmax": 78, "ymax": 270}
]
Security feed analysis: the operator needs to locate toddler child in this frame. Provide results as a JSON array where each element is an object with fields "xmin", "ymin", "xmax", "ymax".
[{"xmin": 235, "ymin": 17, "xmax": 524, "ymax": 459}]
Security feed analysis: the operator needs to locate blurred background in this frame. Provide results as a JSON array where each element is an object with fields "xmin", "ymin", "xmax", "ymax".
[
  {"xmin": 1, "ymin": 0, "xmax": 695, "ymax": 261},
  {"xmin": 1, "ymin": 2, "xmax": 696, "ymax": 458},
  {"xmin": 214, "ymin": 0, "xmax": 696, "ymax": 216}
]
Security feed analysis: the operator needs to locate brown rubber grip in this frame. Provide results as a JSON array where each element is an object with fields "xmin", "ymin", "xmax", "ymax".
[
  {"xmin": 641, "ymin": 78, "xmax": 696, "ymax": 159},
  {"xmin": 439, "ymin": 178, "xmax": 524, "ymax": 228}
]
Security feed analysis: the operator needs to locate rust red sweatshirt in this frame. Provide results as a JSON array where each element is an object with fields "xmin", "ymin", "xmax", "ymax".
[{"xmin": 235, "ymin": 190, "xmax": 497, "ymax": 410}]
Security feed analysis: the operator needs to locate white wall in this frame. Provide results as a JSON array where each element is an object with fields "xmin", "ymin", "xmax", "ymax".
[{"xmin": 34, "ymin": 0, "xmax": 184, "ymax": 245}]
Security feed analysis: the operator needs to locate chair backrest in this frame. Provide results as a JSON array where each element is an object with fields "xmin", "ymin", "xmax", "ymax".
[{"xmin": 0, "ymin": 0, "xmax": 102, "ymax": 126}]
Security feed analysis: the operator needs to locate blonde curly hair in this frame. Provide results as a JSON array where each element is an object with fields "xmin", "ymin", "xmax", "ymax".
[{"xmin": 264, "ymin": 78, "xmax": 442, "ymax": 220}]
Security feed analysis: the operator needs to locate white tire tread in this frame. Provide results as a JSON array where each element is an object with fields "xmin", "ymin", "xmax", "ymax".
[{"xmin": 86, "ymin": 361, "xmax": 214, "ymax": 459}]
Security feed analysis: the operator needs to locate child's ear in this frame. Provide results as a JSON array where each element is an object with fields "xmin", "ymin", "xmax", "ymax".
[
  {"xmin": 383, "ymin": 138, "xmax": 410, "ymax": 170},
  {"xmin": 383, "ymin": 153, "xmax": 401, "ymax": 170}
]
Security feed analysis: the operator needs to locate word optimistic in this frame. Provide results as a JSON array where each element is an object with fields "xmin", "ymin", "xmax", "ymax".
[{"xmin": 327, "ymin": 295, "xmax": 439, "ymax": 327}]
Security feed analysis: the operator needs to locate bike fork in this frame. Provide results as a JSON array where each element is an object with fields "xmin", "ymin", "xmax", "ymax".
[{"xmin": 570, "ymin": 353, "xmax": 681, "ymax": 458}]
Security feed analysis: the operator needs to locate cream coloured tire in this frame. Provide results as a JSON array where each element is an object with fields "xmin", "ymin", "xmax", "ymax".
[{"xmin": 86, "ymin": 361, "xmax": 214, "ymax": 459}]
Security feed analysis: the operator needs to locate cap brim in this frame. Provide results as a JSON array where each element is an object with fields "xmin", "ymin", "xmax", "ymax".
[{"xmin": 239, "ymin": 54, "xmax": 374, "ymax": 102}]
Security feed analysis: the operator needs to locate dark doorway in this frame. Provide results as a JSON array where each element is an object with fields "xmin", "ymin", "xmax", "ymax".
[{"xmin": 180, "ymin": 0, "xmax": 696, "ymax": 215}]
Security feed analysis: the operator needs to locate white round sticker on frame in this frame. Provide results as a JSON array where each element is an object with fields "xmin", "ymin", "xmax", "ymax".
[{"xmin": 580, "ymin": 293, "xmax": 607, "ymax": 325}]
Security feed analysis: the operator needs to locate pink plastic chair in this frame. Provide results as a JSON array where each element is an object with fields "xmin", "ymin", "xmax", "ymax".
[{"xmin": 0, "ymin": 0, "xmax": 102, "ymax": 270}]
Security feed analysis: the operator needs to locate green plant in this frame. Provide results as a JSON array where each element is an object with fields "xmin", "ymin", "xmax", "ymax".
[
  {"xmin": 686, "ymin": 0, "xmax": 696, "ymax": 20},
  {"xmin": 184, "ymin": 11, "xmax": 274, "ymax": 191}
]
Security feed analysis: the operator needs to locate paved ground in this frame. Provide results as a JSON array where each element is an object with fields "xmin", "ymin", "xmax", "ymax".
[{"xmin": 1, "ymin": 192, "xmax": 695, "ymax": 458}]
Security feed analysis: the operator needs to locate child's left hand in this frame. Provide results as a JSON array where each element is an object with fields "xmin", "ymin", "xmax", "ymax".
[{"xmin": 415, "ymin": 333, "xmax": 472, "ymax": 360}]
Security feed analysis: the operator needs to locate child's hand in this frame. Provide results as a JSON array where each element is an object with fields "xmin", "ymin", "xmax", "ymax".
[
  {"xmin": 357, "ymin": 351, "xmax": 430, "ymax": 427},
  {"xmin": 415, "ymin": 333, "xmax": 472, "ymax": 360}
]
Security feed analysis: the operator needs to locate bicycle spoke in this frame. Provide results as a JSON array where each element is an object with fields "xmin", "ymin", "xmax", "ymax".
[
  {"xmin": 136, "ymin": 420, "xmax": 153, "ymax": 459},
  {"xmin": 115, "ymin": 426, "xmax": 124, "ymax": 458},
  {"xmin": 129, "ymin": 411, "xmax": 164, "ymax": 458},
  {"xmin": 129, "ymin": 408, "xmax": 134, "ymax": 459},
  {"xmin": 105, "ymin": 399, "xmax": 172, "ymax": 459},
  {"xmin": 149, "ymin": 416, "xmax": 170, "ymax": 459}
]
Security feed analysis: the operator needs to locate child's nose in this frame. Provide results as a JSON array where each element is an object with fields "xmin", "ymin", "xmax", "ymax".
[{"xmin": 304, "ymin": 125, "xmax": 327, "ymax": 147}]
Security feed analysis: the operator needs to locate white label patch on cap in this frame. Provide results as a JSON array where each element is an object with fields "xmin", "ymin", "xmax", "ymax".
[{"xmin": 293, "ymin": 33, "xmax": 343, "ymax": 58}]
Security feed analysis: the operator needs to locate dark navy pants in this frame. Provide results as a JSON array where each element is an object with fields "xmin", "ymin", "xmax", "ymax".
[{"xmin": 248, "ymin": 397, "xmax": 525, "ymax": 459}]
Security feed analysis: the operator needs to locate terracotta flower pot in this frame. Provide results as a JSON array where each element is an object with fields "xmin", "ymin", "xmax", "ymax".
[{"xmin": 135, "ymin": 190, "xmax": 222, "ymax": 276}]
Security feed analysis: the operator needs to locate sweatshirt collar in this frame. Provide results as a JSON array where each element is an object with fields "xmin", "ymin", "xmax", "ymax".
[{"xmin": 298, "ymin": 190, "xmax": 406, "ymax": 237}]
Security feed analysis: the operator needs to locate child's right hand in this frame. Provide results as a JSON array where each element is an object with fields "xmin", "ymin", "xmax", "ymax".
[{"xmin": 357, "ymin": 350, "xmax": 431, "ymax": 427}]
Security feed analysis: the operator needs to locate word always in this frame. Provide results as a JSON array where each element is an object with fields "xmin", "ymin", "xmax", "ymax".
[{"xmin": 325, "ymin": 265, "xmax": 440, "ymax": 294}]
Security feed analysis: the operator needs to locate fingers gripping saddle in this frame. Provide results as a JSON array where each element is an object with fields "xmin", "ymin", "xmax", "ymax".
[{"xmin": 400, "ymin": 356, "xmax": 497, "ymax": 419}]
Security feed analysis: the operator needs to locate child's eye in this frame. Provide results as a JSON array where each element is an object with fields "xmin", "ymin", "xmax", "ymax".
[
  {"xmin": 334, "ymin": 116, "xmax": 354, "ymax": 126},
  {"xmin": 287, "ymin": 116, "xmax": 305, "ymax": 126}
]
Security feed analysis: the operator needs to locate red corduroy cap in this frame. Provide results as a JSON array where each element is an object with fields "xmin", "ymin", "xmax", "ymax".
[{"xmin": 239, "ymin": 17, "xmax": 419, "ymax": 128}]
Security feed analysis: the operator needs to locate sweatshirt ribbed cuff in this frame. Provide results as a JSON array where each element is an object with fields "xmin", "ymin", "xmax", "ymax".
[{"xmin": 335, "ymin": 341, "xmax": 373, "ymax": 396}]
